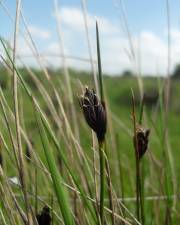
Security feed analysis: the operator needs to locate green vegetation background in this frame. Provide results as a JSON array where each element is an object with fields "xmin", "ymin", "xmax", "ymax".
[{"xmin": 1, "ymin": 67, "xmax": 180, "ymax": 224}]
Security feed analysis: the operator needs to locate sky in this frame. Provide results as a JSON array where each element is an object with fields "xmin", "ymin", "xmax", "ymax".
[{"xmin": 1, "ymin": 0, "xmax": 180, "ymax": 75}]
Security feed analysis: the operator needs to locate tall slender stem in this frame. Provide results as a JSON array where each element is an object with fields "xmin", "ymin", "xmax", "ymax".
[
  {"xmin": 131, "ymin": 90, "xmax": 140, "ymax": 222},
  {"xmin": 13, "ymin": 0, "xmax": 30, "ymax": 224},
  {"xmin": 99, "ymin": 140, "xmax": 105, "ymax": 224},
  {"xmin": 96, "ymin": 22, "xmax": 104, "ymax": 102},
  {"xmin": 104, "ymin": 146, "xmax": 115, "ymax": 225},
  {"xmin": 139, "ymin": 162, "xmax": 145, "ymax": 224},
  {"xmin": 136, "ymin": 156, "xmax": 140, "ymax": 222}
]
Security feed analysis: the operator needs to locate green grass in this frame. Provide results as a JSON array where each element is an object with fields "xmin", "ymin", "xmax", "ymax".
[{"xmin": 0, "ymin": 65, "xmax": 180, "ymax": 224}]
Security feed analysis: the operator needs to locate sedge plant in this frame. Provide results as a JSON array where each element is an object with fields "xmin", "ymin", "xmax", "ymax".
[
  {"xmin": 79, "ymin": 22, "xmax": 107, "ymax": 224},
  {"xmin": 131, "ymin": 91, "xmax": 150, "ymax": 224}
]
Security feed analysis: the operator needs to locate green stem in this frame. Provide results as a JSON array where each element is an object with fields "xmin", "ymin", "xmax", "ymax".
[
  {"xmin": 131, "ymin": 89, "xmax": 140, "ymax": 222},
  {"xmin": 96, "ymin": 21, "xmax": 104, "ymax": 102},
  {"xmin": 104, "ymin": 141, "xmax": 115, "ymax": 225},
  {"xmin": 136, "ymin": 156, "xmax": 140, "ymax": 222},
  {"xmin": 99, "ymin": 140, "xmax": 105, "ymax": 224},
  {"xmin": 115, "ymin": 134, "xmax": 125, "ymax": 222},
  {"xmin": 139, "ymin": 161, "xmax": 145, "ymax": 224}
]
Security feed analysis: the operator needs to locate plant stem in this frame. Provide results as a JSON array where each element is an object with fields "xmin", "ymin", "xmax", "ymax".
[
  {"xmin": 115, "ymin": 134, "xmax": 125, "ymax": 222},
  {"xmin": 136, "ymin": 157, "xmax": 140, "ymax": 222},
  {"xmin": 96, "ymin": 21, "xmax": 104, "ymax": 102},
  {"xmin": 131, "ymin": 89, "xmax": 140, "ymax": 222},
  {"xmin": 99, "ymin": 140, "xmax": 105, "ymax": 224},
  {"xmin": 105, "ymin": 155, "xmax": 115, "ymax": 225}
]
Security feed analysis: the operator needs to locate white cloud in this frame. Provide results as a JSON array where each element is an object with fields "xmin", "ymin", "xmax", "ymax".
[
  {"xmin": 58, "ymin": 7, "xmax": 119, "ymax": 34},
  {"xmin": 12, "ymin": 7, "xmax": 180, "ymax": 76},
  {"xmin": 52, "ymin": 6, "xmax": 177, "ymax": 75},
  {"xmin": 28, "ymin": 25, "xmax": 51, "ymax": 40}
]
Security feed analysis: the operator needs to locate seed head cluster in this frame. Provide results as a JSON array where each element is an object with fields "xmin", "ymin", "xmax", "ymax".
[
  {"xmin": 134, "ymin": 124, "xmax": 150, "ymax": 159},
  {"xmin": 36, "ymin": 206, "xmax": 51, "ymax": 225},
  {"xmin": 79, "ymin": 87, "xmax": 107, "ymax": 142}
]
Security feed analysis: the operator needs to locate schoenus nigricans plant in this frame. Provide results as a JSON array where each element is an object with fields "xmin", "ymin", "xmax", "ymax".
[
  {"xmin": 133, "ymin": 124, "xmax": 150, "ymax": 224},
  {"xmin": 132, "ymin": 90, "xmax": 150, "ymax": 224},
  {"xmin": 79, "ymin": 87, "xmax": 107, "ymax": 143},
  {"xmin": 134, "ymin": 124, "xmax": 150, "ymax": 160},
  {"xmin": 79, "ymin": 22, "xmax": 108, "ymax": 224},
  {"xmin": 36, "ymin": 205, "xmax": 51, "ymax": 225},
  {"xmin": 79, "ymin": 87, "xmax": 107, "ymax": 224}
]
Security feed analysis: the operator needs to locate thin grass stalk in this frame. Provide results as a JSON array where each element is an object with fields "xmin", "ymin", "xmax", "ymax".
[
  {"xmin": 115, "ymin": 134, "xmax": 125, "ymax": 222},
  {"xmin": 132, "ymin": 91, "xmax": 147, "ymax": 224},
  {"xmin": 0, "ymin": 183, "xmax": 16, "ymax": 225},
  {"xmin": 1, "ymin": 0, "xmax": 93, "ymax": 64},
  {"xmin": 1, "ymin": 36, "xmax": 109, "ymax": 224},
  {"xmin": 104, "ymin": 148, "xmax": 115, "ymax": 225},
  {"xmin": 16, "ymin": 186, "xmax": 136, "ymax": 224},
  {"xmin": 0, "ymin": 85, "xmax": 47, "ymax": 175},
  {"xmin": 139, "ymin": 96, "xmax": 144, "ymax": 125},
  {"xmin": 157, "ymin": 44, "xmax": 173, "ymax": 224},
  {"xmin": 138, "ymin": 166, "xmax": 144, "ymax": 224},
  {"xmin": 20, "ymin": 5, "xmax": 83, "ymax": 166},
  {"xmin": 54, "ymin": 0, "xmax": 80, "ymax": 141},
  {"xmin": 92, "ymin": 132, "xmax": 100, "ymax": 216},
  {"xmin": 0, "ymin": 130, "xmax": 18, "ymax": 172},
  {"xmin": 138, "ymin": 97, "xmax": 145, "ymax": 224},
  {"xmin": 118, "ymin": 0, "xmax": 144, "ymax": 98},
  {"xmin": 37, "ymin": 110, "xmax": 98, "ymax": 224},
  {"xmin": 0, "ymin": 207, "xmax": 7, "ymax": 225},
  {"xmin": 0, "ymin": 168, "xmax": 28, "ymax": 224},
  {"xmin": 12, "ymin": 1, "xmax": 31, "ymax": 224},
  {"xmin": 81, "ymin": 0, "xmax": 99, "ymax": 94},
  {"xmin": 3, "ymin": 48, "xmax": 96, "ymax": 193},
  {"xmin": 165, "ymin": 0, "xmax": 177, "ymax": 214},
  {"xmin": 19, "ymin": 10, "xmax": 50, "ymax": 81},
  {"xmin": 0, "ymin": 79, "xmax": 47, "ymax": 173},
  {"xmin": 98, "ymin": 140, "xmax": 105, "ymax": 224},
  {"xmin": 0, "ymin": 89, "xmax": 19, "ymax": 169},
  {"xmin": 131, "ymin": 89, "xmax": 140, "ymax": 222},
  {"xmin": 0, "ymin": 1, "xmax": 49, "ymax": 81},
  {"xmin": 35, "ymin": 167, "xmax": 38, "ymax": 216}
]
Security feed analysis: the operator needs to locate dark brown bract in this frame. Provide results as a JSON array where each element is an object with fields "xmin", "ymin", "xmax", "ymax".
[
  {"xmin": 79, "ymin": 87, "xmax": 107, "ymax": 142},
  {"xmin": 134, "ymin": 125, "xmax": 150, "ymax": 159},
  {"xmin": 36, "ymin": 206, "xmax": 51, "ymax": 225}
]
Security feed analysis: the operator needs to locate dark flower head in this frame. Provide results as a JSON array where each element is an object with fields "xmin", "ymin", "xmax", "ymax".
[
  {"xmin": 79, "ymin": 87, "xmax": 107, "ymax": 142},
  {"xmin": 36, "ymin": 206, "xmax": 51, "ymax": 225},
  {"xmin": 134, "ymin": 124, "xmax": 150, "ymax": 159}
]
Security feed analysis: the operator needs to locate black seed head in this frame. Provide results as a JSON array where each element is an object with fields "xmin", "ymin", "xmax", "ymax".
[
  {"xmin": 79, "ymin": 87, "xmax": 107, "ymax": 142},
  {"xmin": 36, "ymin": 206, "xmax": 51, "ymax": 225},
  {"xmin": 134, "ymin": 124, "xmax": 150, "ymax": 159}
]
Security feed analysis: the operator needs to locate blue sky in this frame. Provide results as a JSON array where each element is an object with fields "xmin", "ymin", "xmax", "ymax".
[{"xmin": 1, "ymin": 0, "xmax": 180, "ymax": 75}]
